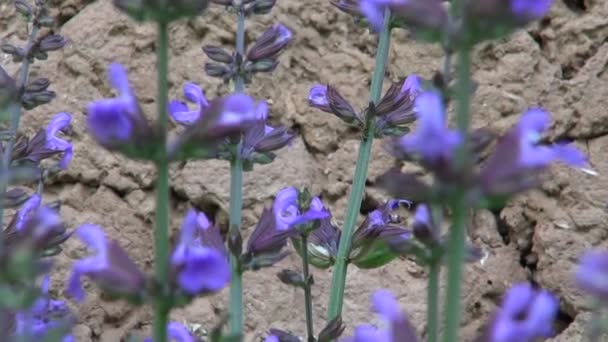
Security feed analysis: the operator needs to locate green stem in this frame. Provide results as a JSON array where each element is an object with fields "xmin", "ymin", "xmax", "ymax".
[
  {"xmin": 443, "ymin": 45, "xmax": 472, "ymax": 342},
  {"xmin": 153, "ymin": 20, "xmax": 170, "ymax": 342},
  {"xmin": 326, "ymin": 8, "xmax": 392, "ymax": 321},
  {"xmin": 228, "ymin": 5, "xmax": 247, "ymax": 337},
  {"xmin": 228, "ymin": 156, "xmax": 244, "ymax": 336},
  {"xmin": 234, "ymin": 8, "xmax": 246, "ymax": 92},
  {"xmin": 301, "ymin": 234, "xmax": 315, "ymax": 342},
  {"xmin": 427, "ymin": 260, "xmax": 440, "ymax": 342},
  {"xmin": 0, "ymin": 25, "xmax": 40, "ymax": 246}
]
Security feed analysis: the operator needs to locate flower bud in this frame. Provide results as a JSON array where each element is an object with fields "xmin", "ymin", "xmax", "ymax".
[
  {"xmin": 245, "ymin": 59, "xmax": 279, "ymax": 74},
  {"xmin": 202, "ymin": 45, "xmax": 234, "ymax": 64},
  {"xmin": 247, "ymin": 0, "xmax": 276, "ymax": 15},
  {"xmin": 36, "ymin": 16, "xmax": 56, "ymax": 28},
  {"xmin": 0, "ymin": 66, "xmax": 17, "ymax": 109},
  {"xmin": 1, "ymin": 43, "xmax": 25, "ymax": 60},
  {"xmin": 14, "ymin": 0, "xmax": 33, "ymax": 18},
  {"xmin": 205, "ymin": 62, "xmax": 232, "ymax": 79},
  {"xmin": 276, "ymin": 269, "xmax": 305, "ymax": 288},
  {"xmin": 38, "ymin": 35, "xmax": 67, "ymax": 52},
  {"xmin": 3, "ymin": 188, "xmax": 30, "ymax": 208},
  {"xmin": 318, "ymin": 316, "xmax": 346, "ymax": 342},
  {"xmin": 26, "ymin": 78, "xmax": 51, "ymax": 93},
  {"xmin": 21, "ymin": 90, "xmax": 56, "ymax": 110}
]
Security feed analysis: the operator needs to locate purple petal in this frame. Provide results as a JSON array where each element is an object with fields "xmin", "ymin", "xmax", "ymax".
[
  {"xmin": 168, "ymin": 322, "xmax": 196, "ymax": 342},
  {"xmin": 217, "ymin": 93, "xmax": 257, "ymax": 128},
  {"xmin": 276, "ymin": 24, "xmax": 293, "ymax": 44},
  {"xmin": 511, "ymin": 0, "xmax": 552, "ymax": 19},
  {"xmin": 169, "ymin": 100, "xmax": 200, "ymax": 126},
  {"xmin": 67, "ymin": 257, "xmax": 105, "ymax": 302},
  {"xmin": 575, "ymin": 250, "xmax": 608, "ymax": 299},
  {"xmin": 256, "ymin": 100, "xmax": 269, "ymax": 121},
  {"xmin": 77, "ymin": 224, "xmax": 109, "ymax": 257},
  {"xmin": 197, "ymin": 212, "xmax": 211, "ymax": 230},
  {"xmin": 308, "ymin": 84, "xmax": 330, "ymax": 110},
  {"xmin": 177, "ymin": 247, "xmax": 231, "ymax": 294},
  {"xmin": 310, "ymin": 197, "xmax": 325, "ymax": 211},
  {"xmin": 525, "ymin": 290, "xmax": 558, "ymax": 337},
  {"xmin": 15, "ymin": 194, "xmax": 41, "ymax": 231},
  {"xmin": 108, "ymin": 63, "xmax": 130, "ymax": 95},
  {"xmin": 273, "ymin": 187, "xmax": 299, "ymax": 230},
  {"xmin": 360, "ymin": 0, "xmax": 390, "ymax": 32},
  {"xmin": 87, "ymin": 99, "xmax": 134, "ymax": 145},
  {"xmin": 372, "ymin": 289, "xmax": 401, "ymax": 321},
  {"xmin": 401, "ymin": 74, "xmax": 422, "ymax": 97},
  {"xmin": 414, "ymin": 204, "xmax": 431, "ymax": 227},
  {"xmin": 183, "ymin": 82, "xmax": 208, "ymax": 108},
  {"xmin": 45, "ymin": 113, "xmax": 73, "ymax": 169},
  {"xmin": 265, "ymin": 336, "xmax": 279, "ymax": 342},
  {"xmin": 289, "ymin": 209, "xmax": 330, "ymax": 227}
]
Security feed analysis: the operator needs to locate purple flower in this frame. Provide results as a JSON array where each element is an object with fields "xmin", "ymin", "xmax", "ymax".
[
  {"xmin": 241, "ymin": 100, "xmax": 294, "ymax": 161},
  {"xmin": 67, "ymin": 225, "xmax": 146, "ymax": 302},
  {"xmin": 511, "ymin": 0, "xmax": 552, "ymax": 19},
  {"xmin": 480, "ymin": 108, "xmax": 588, "ymax": 197},
  {"xmin": 13, "ymin": 275, "xmax": 73, "ymax": 341},
  {"xmin": 87, "ymin": 63, "xmax": 152, "ymax": 153},
  {"xmin": 273, "ymin": 187, "xmax": 330, "ymax": 230},
  {"xmin": 171, "ymin": 212, "xmax": 231, "ymax": 295},
  {"xmin": 575, "ymin": 250, "xmax": 608, "ymax": 301},
  {"xmin": 169, "ymin": 82, "xmax": 210, "ymax": 126},
  {"xmin": 411, "ymin": 204, "xmax": 439, "ymax": 245},
  {"xmin": 247, "ymin": 24, "xmax": 293, "ymax": 61},
  {"xmin": 144, "ymin": 322, "xmax": 198, "ymax": 342},
  {"xmin": 45, "ymin": 112, "xmax": 73, "ymax": 169},
  {"xmin": 360, "ymin": 0, "xmax": 391, "ymax": 32},
  {"xmin": 341, "ymin": 290, "xmax": 419, "ymax": 342},
  {"xmin": 401, "ymin": 74, "xmax": 421, "ymax": 99},
  {"xmin": 488, "ymin": 283, "xmax": 558, "ymax": 342},
  {"xmin": 374, "ymin": 75, "xmax": 421, "ymax": 136},
  {"xmin": 265, "ymin": 336, "xmax": 279, "ymax": 342},
  {"xmin": 14, "ymin": 194, "xmax": 42, "ymax": 231},
  {"xmin": 246, "ymin": 207, "xmax": 297, "ymax": 256},
  {"xmin": 396, "ymin": 91, "xmax": 461, "ymax": 167},
  {"xmin": 180, "ymin": 209, "xmax": 227, "ymax": 257},
  {"xmin": 308, "ymin": 84, "xmax": 331, "ymax": 112}
]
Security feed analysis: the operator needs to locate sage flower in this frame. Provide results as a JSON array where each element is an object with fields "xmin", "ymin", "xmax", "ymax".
[
  {"xmin": 169, "ymin": 82, "xmax": 210, "ymax": 126},
  {"xmin": 273, "ymin": 187, "xmax": 330, "ymax": 230},
  {"xmin": 67, "ymin": 224, "xmax": 146, "ymax": 302},
  {"xmin": 575, "ymin": 250, "xmax": 608, "ymax": 302},
  {"xmin": 360, "ymin": 0, "xmax": 447, "ymax": 34},
  {"xmin": 247, "ymin": 24, "xmax": 293, "ymax": 62}
]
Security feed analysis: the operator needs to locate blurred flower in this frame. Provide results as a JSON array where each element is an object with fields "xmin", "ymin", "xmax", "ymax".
[
  {"xmin": 394, "ymin": 91, "xmax": 461, "ymax": 168},
  {"xmin": 341, "ymin": 289, "xmax": 419, "ymax": 342},
  {"xmin": 479, "ymin": 108, "xmax": 588, "ymax": 197},
  {"xmin": 265, "ymin": 335, "xmax": 279, "ymax": 342},
  {"xmin": 360, "ymin": 0, "xmax": 447, "ymax": 35},
  {"xmin": 246, "ymin": 207, "xmax": 297, "ymax": 256},
  {"xmin": 411, "ymin": 204, "xmax": 440, "ymax": 246},
  {"xmin": 330, "ymin": 0, "xmax": 361, "ymax": 16},
  {"xmin": 484, "ymin": 283, "xmax": 558, "ymax": 342},
  {"xmin": 87, "ymin": 63, "xmax": 157, "ymax": 158},
  {"xmin": 67, "ymin": 225, "xmax": 146, "ymax": 302},
  {"xmin": 169, "ymin": 82, "xmax": 210, "ymax": 126},
  {"xmin": 171, "ymin": 211, "xmax": 231, "ymax": 295},
  {"xmin": 13, "ymin": 275, "xmax": 73, "ymax": 342},
  {"xmin": 44, "ymin": 112, "xmax": 73, "ymax": 169},
  {"xmin": 273, "ymin": 187, "xmax": 330, "ymax": 230},
  {"xmin": 113, "ymin": 0, "xmax": 210, "ymax": 22},
  {"xmin": 575, "ymin": 250, "xmax": 608, "ymax": 302},
  {"xmin": 144, "ymin": 321, "xmax": 200, "ymax": 342}
]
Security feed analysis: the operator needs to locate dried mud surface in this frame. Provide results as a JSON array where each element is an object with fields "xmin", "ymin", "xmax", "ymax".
[{"xmin": 2, "ymin": 0, "xmax": 608, "ymax": 341}]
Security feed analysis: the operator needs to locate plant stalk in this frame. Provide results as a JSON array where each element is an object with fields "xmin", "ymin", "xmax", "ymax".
[
  {"xmin": 443, "ymin": 42, "xmax": 472, "ymax": 342},
  {"xmin": 228, "ymin": 6, "xmax": 246, "ymax": 337},
  {"xmin": 153, "ymin": 20, "xmax": 170, "ymax": 342},
  {"xmin": 301, "ymin": 234, "xmax": 315, "ymax": 342},
  {"xmin": 0, "ymin": 24, "xmax": 40, "ymax": 246},
  {"xmin": 427, "ymin": 259, "xmax": 440, "ymax": 342},
  {"xmin": 326, "ymin": 8, "xmax": 392, "ymax": 321}
]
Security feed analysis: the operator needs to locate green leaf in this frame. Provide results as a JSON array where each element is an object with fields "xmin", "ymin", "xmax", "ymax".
[{"xmin": 351, "ymin": 240, "xmax": 399, "ymax": 269}]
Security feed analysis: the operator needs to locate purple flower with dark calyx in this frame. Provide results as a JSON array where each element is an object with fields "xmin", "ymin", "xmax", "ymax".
[
  {"xmin": 14, "ymin": 275, "xmax": 73, "ymax": 341},
  {"xmin": 178, "ymin": 209, "xmax": 227, "ymax": 257},
  {"xmin": 341, "ymin": 290, "xmax": 419, "ymax": 342},
  {"xmin": 241, "ymin": 100, "xmax": 295, "ymax": 165},
  {"xmin": 169, "ymin": 82, "xmax": 210, "ymax": 126},
  {"xmin": 67, "ymin": 224, "xmax": 146, "ymax": 302},
  {"xmin": 171, "ymin": 211, "xmax": 231, "ymax": 295},
  {"xmin": 44, "ymin": 112, "xmax": 73, "ymax": 169},
  {"xmin": 87, "ymin": 63, "xmax": 155, "ymax": 157},
  {"xmin": 172, "ymin": 93, "xmax": 258, "ymax": 160},
  {"xmin": 481, "ymin": 283, "xmax": 558, "ymax": 342},
  {"xmin": 374, "ymin": 75, "xmax": 421, "ymax": 137},
  {"xmin": 575, "ymin": 250, "xmax": 608, "ymax": 302},
  {"xmin": 246, "ymin": 207, "xmax": 298, "ymax": 256},
  {"xmin": 352, "ymin": 199, "xmax": 410, "ymax": 248},
  {"xmin": 308, "ymin": 84, "xmax": 361, "ymax": 124},
  {"xmin": 246, "ymin": 24, "xmax": 293, "ymax": 62},
  {"xmin": 144, "ymin": 322, "xmax": 200, "ymax": 342},
  {"xmin": 395, "ymin": 91, "xmax": 462, "ymax": 168},
  {"xmin": 479, "ymin": 108, "xmax": 589, "ymax": 198},
  {"xmin": 273, "ymin": 187, "xmax": 330, "ymax": 230}
]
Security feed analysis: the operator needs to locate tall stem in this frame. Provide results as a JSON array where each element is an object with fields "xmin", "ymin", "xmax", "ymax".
[
  {"xmin": 153, "ymin": 20, "xmax": 170, "ymax": 342},
  {"xmin": 427, "ymin": 260, "xmax": 440, "ymax": 342},
  {"xmin": 301, "ymin": 234, "xmax": 315, "ymax": 342},
  {"xmin": 0, "ymin": 25, "xmax": 40, "ymax": 246},
  {"xmin": 326, "ymin": 8, "xmax": 392, "ymax": 321},
  {"xmin": 443, "ymin": 43, "xmax": 472, "ymax": 342},
  {"xmin": 228, "ymin": 6, "xmax": 246, "ymax": 337}
]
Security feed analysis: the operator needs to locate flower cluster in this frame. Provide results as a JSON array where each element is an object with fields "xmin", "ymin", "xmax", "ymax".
[{"xmin": 309, "ymin": 74, "xmax": 421, "ymax": 137}]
